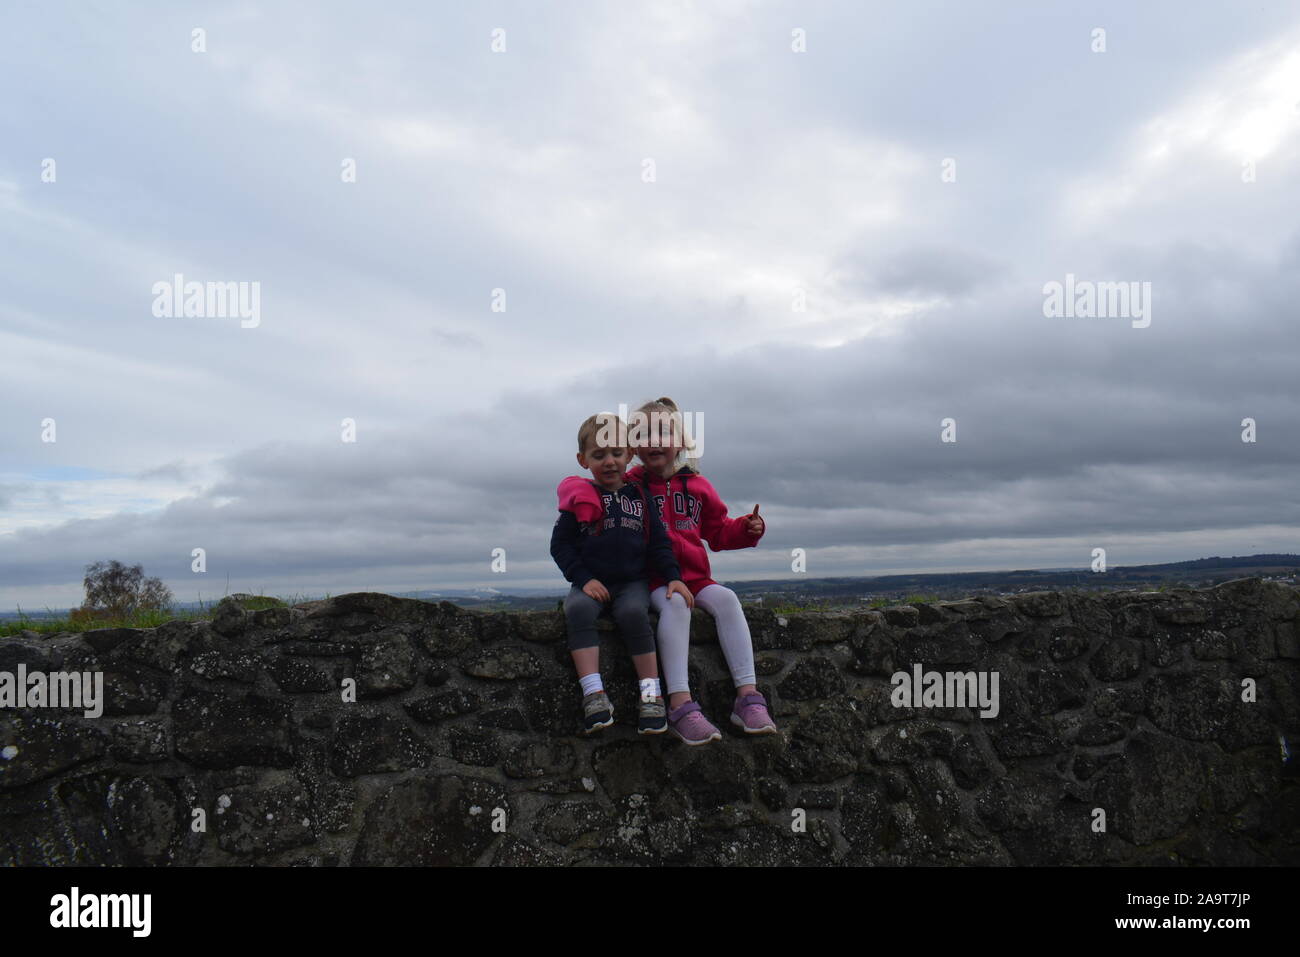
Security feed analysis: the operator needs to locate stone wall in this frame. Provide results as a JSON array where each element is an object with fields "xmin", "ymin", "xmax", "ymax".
[{"xmin": 2, "ymin": 578, "xmax": 1297, "ymax": 865}]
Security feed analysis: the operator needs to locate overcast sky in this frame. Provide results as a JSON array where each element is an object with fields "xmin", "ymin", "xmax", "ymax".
[{"xmin": 3, "ymin": 1, "xmax": 1299, "ymax": 610}]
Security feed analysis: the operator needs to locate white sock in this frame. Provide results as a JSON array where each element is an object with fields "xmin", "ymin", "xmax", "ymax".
[
  {"xmin": 638, "ymin": 677, "xmax": 661, "ymax": 701},
  {"xmin": 579, "ymin": 673, "xmax": 604, "ymax": 696}
]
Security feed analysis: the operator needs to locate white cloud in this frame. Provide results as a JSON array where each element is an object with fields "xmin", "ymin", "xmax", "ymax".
[
  {"xmin": 1059, "ymin": 27, "xmax": 1300, "ymax": 237},
  {"xmin": 2, "ymin": 2, "xmax": 1298, "ymax": 608}
]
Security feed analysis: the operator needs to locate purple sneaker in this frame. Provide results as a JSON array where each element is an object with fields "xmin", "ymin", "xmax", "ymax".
[
  {"xmin": 731, "ymin": 692, "xmax": 777, "ymax": 734},
  {"xmin": 667, "ymin": 700, "xmax": 722, "ymax": 746}
]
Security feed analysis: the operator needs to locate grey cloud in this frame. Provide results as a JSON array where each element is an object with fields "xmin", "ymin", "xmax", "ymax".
[
  {"xmin": 836, "ymin": 243, "xmax": 1008, "ymax": 299},
  {"xmin": 2, "ymin": 2, "xmax": 1299, "ymax": 608},
  {"xmin": 134, "ymin": 460, "xmax": 196, "ymax": 482}
]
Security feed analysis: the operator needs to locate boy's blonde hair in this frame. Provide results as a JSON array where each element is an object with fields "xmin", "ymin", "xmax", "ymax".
[
  {"xmin": 577, "ymin": 412, "xmax": 629, "ymax": 455},
  {"xmin": 635, "ymin": 396, "xmax": 700, "ymax": 472}
]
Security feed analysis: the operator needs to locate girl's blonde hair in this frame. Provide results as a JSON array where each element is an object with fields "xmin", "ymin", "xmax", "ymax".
[{"xmin": 635, "ymin": 396, "xmax": 700, "ymax": 473}]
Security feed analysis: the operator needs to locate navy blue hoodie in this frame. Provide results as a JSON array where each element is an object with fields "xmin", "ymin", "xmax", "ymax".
[{"xmin": 550, "ymin": 480, "xmax": 681, "ymax": 589}]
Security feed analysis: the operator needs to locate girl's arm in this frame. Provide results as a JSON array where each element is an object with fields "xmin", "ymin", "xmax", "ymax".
[
  {"xmin": 557, "ymin": 475, "xmax": 603, "ymax": 524},
  {"xmin": 697, "ymin": 477, "xmax": 764, "ymax": 551}
]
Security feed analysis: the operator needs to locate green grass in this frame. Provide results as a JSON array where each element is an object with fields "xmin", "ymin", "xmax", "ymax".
[
  {"xmin": 767, "ymin": 600, "xmax": 830, "ymax": 614},
  {"xmin": 0, "ymin": 590, "xmax": 321, "ymax": 639},
  {"xmin": 229, "ymin": 595, "xmax": 290, "ymax": 612},
  {"xmin": 770, "ymin": 597, "xmax": 944, "ymax": 612},
  {"xmin": 0, "ymin": 604, "xmax": 207, "ymax": 638}
]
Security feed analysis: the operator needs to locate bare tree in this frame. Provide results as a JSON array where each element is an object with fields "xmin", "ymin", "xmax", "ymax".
[{"xmin": 77, "ymin": 560, "xmax": 174, "ymax": 620}]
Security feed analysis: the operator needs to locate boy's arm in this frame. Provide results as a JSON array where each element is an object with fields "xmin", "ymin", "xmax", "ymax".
[
  {"xmin": 646, "ymin": 497, "xmax": 683, "ymax": 583},
  {"xmin": 697, "ymin": 478, "xmax": 764, "ymax": 552},
  {"xmin": 550, "ymin": 511, "xmax": 594, "ymax": 588}
]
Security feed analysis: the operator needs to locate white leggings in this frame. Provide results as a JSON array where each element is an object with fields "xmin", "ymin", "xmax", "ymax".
[{"xmin": 649, "ymin": 583, "xmax": 757, "ymax": 696}]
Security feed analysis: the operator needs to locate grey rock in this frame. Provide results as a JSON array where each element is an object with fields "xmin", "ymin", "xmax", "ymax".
[
  {"xmin": 1092, "ymin": 733, "xmax": 1204, "ymax": 845},
  {"xmin": 188, "ymin": 651, "xmax": 263, "ymax": 683},
  {"xmin": 462, "ymin": 647, "xmax": 542, "ymax": 680},
  {"xmin": 215, "ymin": 782, "xmax": 316, "ymax": 857},
  {"xmin": 3, "ymin": 579, "xmax": 1294, "ymax": 866},
  {"xmin": 478, "ymin": 707, "xmax": 528, "ymax": 731},
  {"xmin": 536, "ymin": 801, "xmax": 611, "ymax": 844},
  {"xmin": 266, "ymin": 656, "xmax": 338, "ymax": 693},
  {"xmin": 329, "ymin": 712, "xmax": 432, "ymax": 776},
  {"xmin": 1013, "ymin": 592, "xmax": 1066, "ymax": 618},
  {"xmin": 357, "ymin": 634, "xmax": 416, "ymax": 696},
  {"xmin": 491, "ymin": 834, "xmax": 563, "ymax": 865},
  {"xmin": 448, "ymin": 726, "xmax": 500, "ymax": 766},
  {"xmin": 592, "ymin": 739, "xmax": 669, "ymax": 800},
  {"xmin": 503, "ymin": 740, "xmax": 576, "ymax": 779},
  {"xmin": 777, "ymin": 656, "xmax": 845, "ymax": 699},
  {"xmin": 1090, "ymin": 638, "xmax": 1143, "ymax": 680},
  {"xmin": 351, "ymin": 774, "xmax": 506, "ymax": 865},
  {"xmin": 109, "ymin": 719, "xmax": 170, "ymax": 763},
  {"xmin": 1049, "ymin": 625, "xmax": 1091, "ymax": 661},
  {"xmin": 405, "ymin": 688, "xmax": 479, "ymax": 723},
  {"xmin": 0, "ymin": 715, "xmax": 107, "ymax": 790},
  {"xmin": 1191, "ymin": 630, "xmax": 1239, "ymax": 660},
  {"xmin": 882, "ymin": 605, "xmax": 920, "ymax": 628},
  {"xmin": 173, "ymin": 690, "xmax": 296, "ymax": 769}
]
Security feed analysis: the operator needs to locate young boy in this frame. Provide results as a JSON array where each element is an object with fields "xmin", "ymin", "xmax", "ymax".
[{"xmin": 550, "ymin": 412, "xmax": 694, "ymax": 734}]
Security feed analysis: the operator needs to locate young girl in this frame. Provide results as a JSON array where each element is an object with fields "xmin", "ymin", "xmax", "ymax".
[{"xmin": 624, "ymin": 396, "xmax": 777, "ymax": 745}]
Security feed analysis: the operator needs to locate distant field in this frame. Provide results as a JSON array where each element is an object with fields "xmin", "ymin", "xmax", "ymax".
[{"xmin": 5, "ymin": 554, "xmax": 1296, "ymax": 634}]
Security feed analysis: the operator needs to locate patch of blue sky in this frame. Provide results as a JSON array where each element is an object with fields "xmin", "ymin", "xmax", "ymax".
[{"xmin": 19, "ymin": 466, "xmax": 121, "ymax": 482}]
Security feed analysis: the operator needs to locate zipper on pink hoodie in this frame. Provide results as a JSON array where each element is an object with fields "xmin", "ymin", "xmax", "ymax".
[{"xmin": 623, "ymin": 464, "xmax": 762, "ymax": 595}]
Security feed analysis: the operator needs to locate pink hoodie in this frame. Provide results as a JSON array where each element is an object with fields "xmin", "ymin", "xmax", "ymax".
[{"xmin": 556, "ymin": 465, "xmax": 762, "ymax": 595}]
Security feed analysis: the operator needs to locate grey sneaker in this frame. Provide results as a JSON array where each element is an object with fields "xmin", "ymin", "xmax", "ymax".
[
  {"xmin": 582, "ymin": 691, "xmax": 614, "ymax": 734},
  {"xmin": 638, "ymin": 695, "xmax": 668, "ymax": 734}
]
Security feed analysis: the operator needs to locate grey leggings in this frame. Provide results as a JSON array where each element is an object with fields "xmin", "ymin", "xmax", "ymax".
[{"xmin": 563, "ymin": 579, "xmax": 656, "ymax": 656}]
